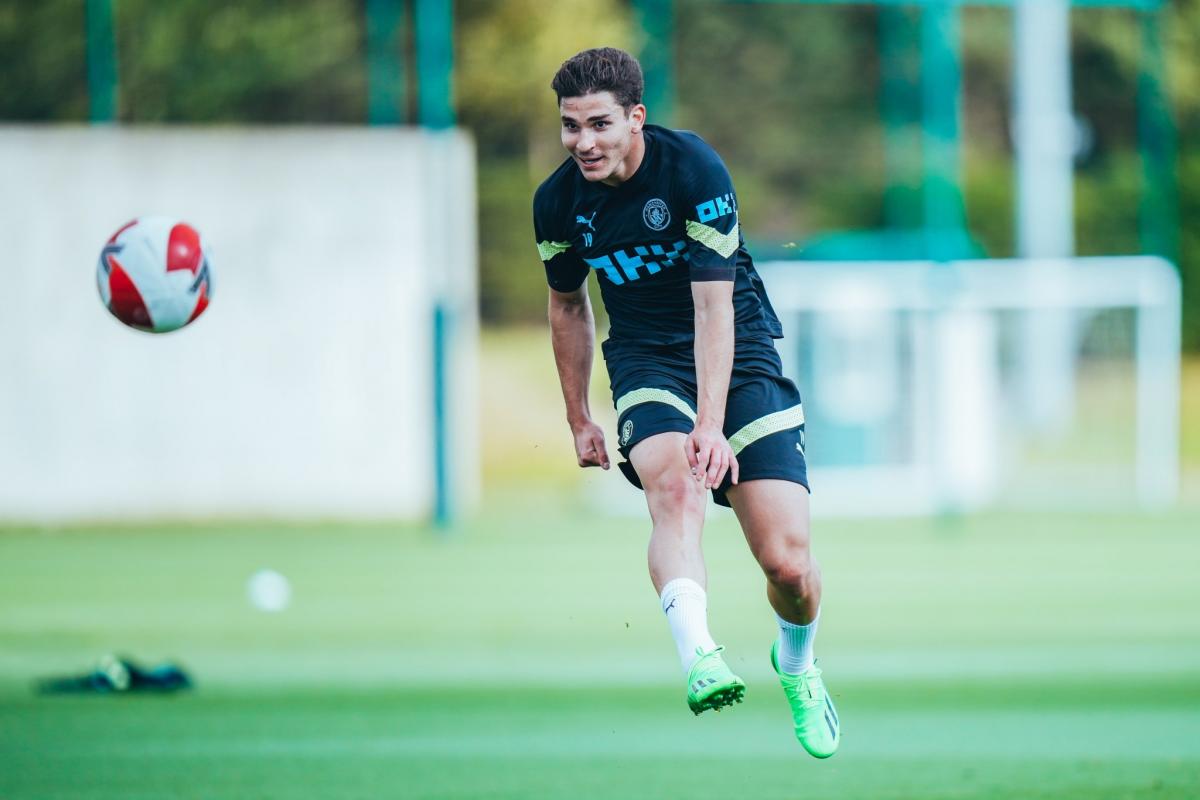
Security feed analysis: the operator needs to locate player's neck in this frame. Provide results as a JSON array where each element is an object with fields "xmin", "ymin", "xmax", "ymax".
[{"xmin": 601, "ymin": 132, "xmax": 646, "ymax": 187}]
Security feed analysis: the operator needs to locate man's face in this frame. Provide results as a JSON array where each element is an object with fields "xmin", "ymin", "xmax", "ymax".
[{"xmin": 559, "ymin": 91, "xmax": 646, "ymax": 185}]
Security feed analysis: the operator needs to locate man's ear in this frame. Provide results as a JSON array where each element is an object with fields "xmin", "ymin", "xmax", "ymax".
[{"xmin": 629, "ymin": 104, "xmax": 647, "ymax": 134}]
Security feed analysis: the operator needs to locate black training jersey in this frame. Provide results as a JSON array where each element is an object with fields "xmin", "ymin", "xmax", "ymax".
[{"xmin": 533, "ymin": 125, "xmax": 783, "ymax": 351}]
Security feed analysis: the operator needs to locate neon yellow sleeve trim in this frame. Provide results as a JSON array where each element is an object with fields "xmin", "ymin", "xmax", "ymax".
[
  {"xmin": 685, "ymin": 218, "xmax": 740, "ymax": 259},
  {"xmin": 537, "ymin": 240, "xmax": 572, "ymax": 262}
]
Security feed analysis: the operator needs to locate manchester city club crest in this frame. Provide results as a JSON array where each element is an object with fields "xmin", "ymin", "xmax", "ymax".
[
  {"xmin": 621, "ymin": 419, "xmax": 634, "ymax": 446},
  {"xmin": 642, "ymin": 198, "xmax": 670, "ymax": 231}
]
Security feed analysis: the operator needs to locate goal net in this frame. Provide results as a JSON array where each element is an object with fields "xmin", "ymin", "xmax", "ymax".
[{"xmin": 759, "ymin": 256, "xmax": 1181, "ymax": 516}]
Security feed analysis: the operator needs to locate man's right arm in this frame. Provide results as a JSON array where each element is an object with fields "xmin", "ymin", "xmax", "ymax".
[{"xmin": 548, "ymin": 284, "xmax": 610, "ymax": 470}]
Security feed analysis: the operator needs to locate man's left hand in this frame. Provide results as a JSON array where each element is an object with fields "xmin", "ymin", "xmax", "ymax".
[{"xmin": 685, "ymin": 423, "xmax": 739, "ymax": 490}]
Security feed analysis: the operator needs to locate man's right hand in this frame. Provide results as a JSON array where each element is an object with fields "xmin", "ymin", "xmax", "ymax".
[{"xmin": 571, "ymin": 420, "xmax": 611, "ymax": 470}]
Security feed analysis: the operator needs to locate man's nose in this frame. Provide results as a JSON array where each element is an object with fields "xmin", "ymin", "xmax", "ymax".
[{"xmin": 576, "ymin": 129, "xmax": 595, "ymax": 151}]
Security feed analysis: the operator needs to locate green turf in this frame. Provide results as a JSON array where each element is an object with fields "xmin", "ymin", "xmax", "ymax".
[
  {"xmin": 2, "ymin": 500, "xmax": 1198, "ymax": 798},
  {"xmin": 4, "ymin": 682, "xmax": 1198, "ymax": 800}
]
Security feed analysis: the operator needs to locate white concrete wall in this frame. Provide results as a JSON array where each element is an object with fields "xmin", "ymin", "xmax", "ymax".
[{"xmin": 0, "ymin": 126, "xmax": 478, "ymax": 522}]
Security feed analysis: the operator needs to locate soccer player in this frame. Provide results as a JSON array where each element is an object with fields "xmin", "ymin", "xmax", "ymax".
[{"xmin": 533, "ymin": 47, "xmax": 840, "ymax": 759}]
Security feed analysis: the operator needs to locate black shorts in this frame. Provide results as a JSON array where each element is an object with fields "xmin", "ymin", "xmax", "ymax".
[{"xmin": 604, "ymin": 337, "xmax": 809, "ymax": 508}]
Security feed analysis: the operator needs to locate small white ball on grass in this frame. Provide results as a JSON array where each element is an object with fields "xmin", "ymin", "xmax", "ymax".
[{"xmin": 247, "ymin": 569, "xmax": 291, "ymax": 612}]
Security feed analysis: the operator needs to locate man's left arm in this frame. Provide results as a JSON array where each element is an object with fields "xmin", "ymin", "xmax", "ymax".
[
  {"xmin": 679, "ymin": 142, "xmax": 743, "ymax": 490},
  {"xmin": 689, "ymin": 280, "xmax": 738, "ymax": 490}
]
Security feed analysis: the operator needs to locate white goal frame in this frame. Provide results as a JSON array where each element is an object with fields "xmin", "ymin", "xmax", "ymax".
[{"xmin": 757, "ymin": 256, "xmax": 1181, "ymax": 516}]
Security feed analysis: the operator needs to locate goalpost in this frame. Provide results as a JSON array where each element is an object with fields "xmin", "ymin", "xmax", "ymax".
[{"xmin": 758, "ymin": 256, "xmax": 1180, "ymax": 516}]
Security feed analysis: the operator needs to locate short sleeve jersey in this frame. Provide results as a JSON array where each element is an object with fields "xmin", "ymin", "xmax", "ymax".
[{"xmin": 532, "ymin": 125, "xmax": 783, "ymax": 350}]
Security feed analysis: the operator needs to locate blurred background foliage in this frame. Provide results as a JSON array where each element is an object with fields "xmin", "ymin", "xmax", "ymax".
[{"xmin": 1, "ymin": 0, "xmax": 1197, "ymax": 347}]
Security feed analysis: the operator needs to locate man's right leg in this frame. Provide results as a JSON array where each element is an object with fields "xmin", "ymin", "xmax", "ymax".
[
  {"xmin": 631, "ymin": 431, "xmax": 707, "ymax": 595},
  {"xmin": 630, "ymin": 432, "xmax": 744, "ymax": 714}
]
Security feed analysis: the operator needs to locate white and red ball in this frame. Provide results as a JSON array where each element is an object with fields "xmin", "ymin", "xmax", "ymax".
[{"xmin": 97, "ymin": 217, "xmax": 213, "ymax": 333}]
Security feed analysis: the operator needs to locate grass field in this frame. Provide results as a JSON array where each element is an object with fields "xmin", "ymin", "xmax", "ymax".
[
  {"xmin": 3, "ymin": 331, "xmax": 1199, "ymax": 798},
  {"xmin": 2, "ymin": 501, "xmax": 1198, "ymax": 799}
]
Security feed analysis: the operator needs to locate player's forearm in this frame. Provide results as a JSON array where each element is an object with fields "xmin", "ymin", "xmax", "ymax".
[
  {"xmin": 548, "ymin": 291, "xmax": 596, "ymax": 427},
  {"xmin": 693, "ymin": 289, "xmax": 735, "ymax": 430}
]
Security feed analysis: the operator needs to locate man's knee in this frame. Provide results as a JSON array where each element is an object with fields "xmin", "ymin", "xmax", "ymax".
[
  {"xmin": 645, "ymin": 471, "xmax": 706, "ymax": 518},
  {"xmin": 759, "ymin": 546, "xmax": 818, "ymax": 593}
]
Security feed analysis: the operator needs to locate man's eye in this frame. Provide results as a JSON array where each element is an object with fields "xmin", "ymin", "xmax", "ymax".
[
  {"xmin": 564, "ymin": 122, "xmax": 578, "ymax": 131},
  {"xmin": 594, "ymin": 122, "xmax": 608, "ymax": 129}
]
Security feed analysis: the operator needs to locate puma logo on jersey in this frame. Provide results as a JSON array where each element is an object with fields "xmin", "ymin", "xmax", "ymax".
[{"xmin": 575, "ymin": 211, "xmax": 597, "ymax": 231}]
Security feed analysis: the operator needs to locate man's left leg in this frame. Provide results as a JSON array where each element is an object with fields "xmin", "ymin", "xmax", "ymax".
[{"xmin": 725, "ymin": 479, "xmax": 840, "ymax": 758}]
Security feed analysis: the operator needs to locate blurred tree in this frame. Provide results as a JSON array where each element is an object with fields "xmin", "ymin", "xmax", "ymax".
[
  {"xmin": 0, "ymin": 0, "xmax": 1195, "ymax": 345},
  {"xmin": 115, "ymin": 0, "xmax": 365, "ymax": 122},
  {"xmin": 0, "ymin": 0, "xmax": 89, "ymax": 120},
  {"xmin": 455, "ymin": 0, "xmax": 631, "ymax": 323},
  {"xmin": 675, "ymin": 3, "xmax": 885, "ymax": 241},
  {"xmin": 1072, "ymin": 3, "xmax": 1200, "ymax": 348},
  {"xmin": 0, "ymin": 0, "xmax": 365, "ymax": 122},
  {"xmin": 1164, "ymin": 0, "xmax": 1200, "ymax": 348},
  {"xmin": 457, "ymin": 0, "xmax": 630, "ymax": 159}
]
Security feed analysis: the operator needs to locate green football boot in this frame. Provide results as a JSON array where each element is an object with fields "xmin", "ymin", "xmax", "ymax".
[
  {"xmin": 771, "ymin": 641, "xmax": 840, "ymax": 758},
  {"xmin": 686, "ymin": 646, "xmax": 746, "ymax": 715}
]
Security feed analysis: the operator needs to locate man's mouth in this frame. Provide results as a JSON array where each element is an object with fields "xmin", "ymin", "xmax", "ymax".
[{"xmin": 577, "ymin": 154, "xmax": 604, "ymax": 170}]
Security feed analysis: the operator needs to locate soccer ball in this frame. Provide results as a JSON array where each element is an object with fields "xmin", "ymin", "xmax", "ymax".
[
  {"xmin": 246, "ymin": 569, "xmax": 292, "ymax": 613},
  {"xmin": 97, "ymin": 217, "xmax": 214, "ymax": 333}
]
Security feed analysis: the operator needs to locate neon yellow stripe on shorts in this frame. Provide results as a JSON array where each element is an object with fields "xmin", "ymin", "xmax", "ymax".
[
  {"xmin": 727, "ymin": 404, "xmax": 805, "ymax": 455},
  {"xmin": 614, "ymin": 388, "xmax": 697, "ymax": 422}
]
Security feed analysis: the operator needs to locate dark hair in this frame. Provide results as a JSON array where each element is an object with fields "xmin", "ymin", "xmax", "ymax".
[{"xmin": 551, "ymin": 47, "xmax": 644, "ymax": 110}]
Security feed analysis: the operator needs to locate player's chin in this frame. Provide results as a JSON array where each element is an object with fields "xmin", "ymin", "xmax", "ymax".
[
  {"xmin": 577, "ymin": 170, "xmax": 611, "ymax": 183},
  {"xmin": 574, "ymin": 156, "xmax": 610, "ymax": 181}
]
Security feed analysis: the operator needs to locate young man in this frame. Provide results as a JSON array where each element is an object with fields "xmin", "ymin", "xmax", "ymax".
[{"xmin": 533, "ymin": 47, "xmax": 840, "ymax": 759}]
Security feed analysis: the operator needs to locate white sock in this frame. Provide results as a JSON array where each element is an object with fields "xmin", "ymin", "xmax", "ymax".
[
  {"xmin": 776, "ymin": 609, "xmax": 820, "ymax": 674},
  {"xmin": 660, "ymin": 578, "xmax": 718, "ymax": 673}
]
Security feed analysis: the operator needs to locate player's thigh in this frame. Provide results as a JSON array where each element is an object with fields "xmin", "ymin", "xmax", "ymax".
[
  {"xmin": 628, "ymin": 430, "xmax": 689, "ymax": 483},
  {"xmin": 610, "ymin": 370, "xmax": 696, "ymax": 493},
  {"xmin": 712, "ymin": 345, "xmax": 808, "ymax": 508},
  {"xmin": 630, "ymin": 431, "xmax": 707, "ymax": 520},
  {"xmin": 725, "ymin": 478, "xmax": 813, "ymax": 566},
  {"xmin": 614, "ymin": 382, "xmax": 696, "ymax": 461}
]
